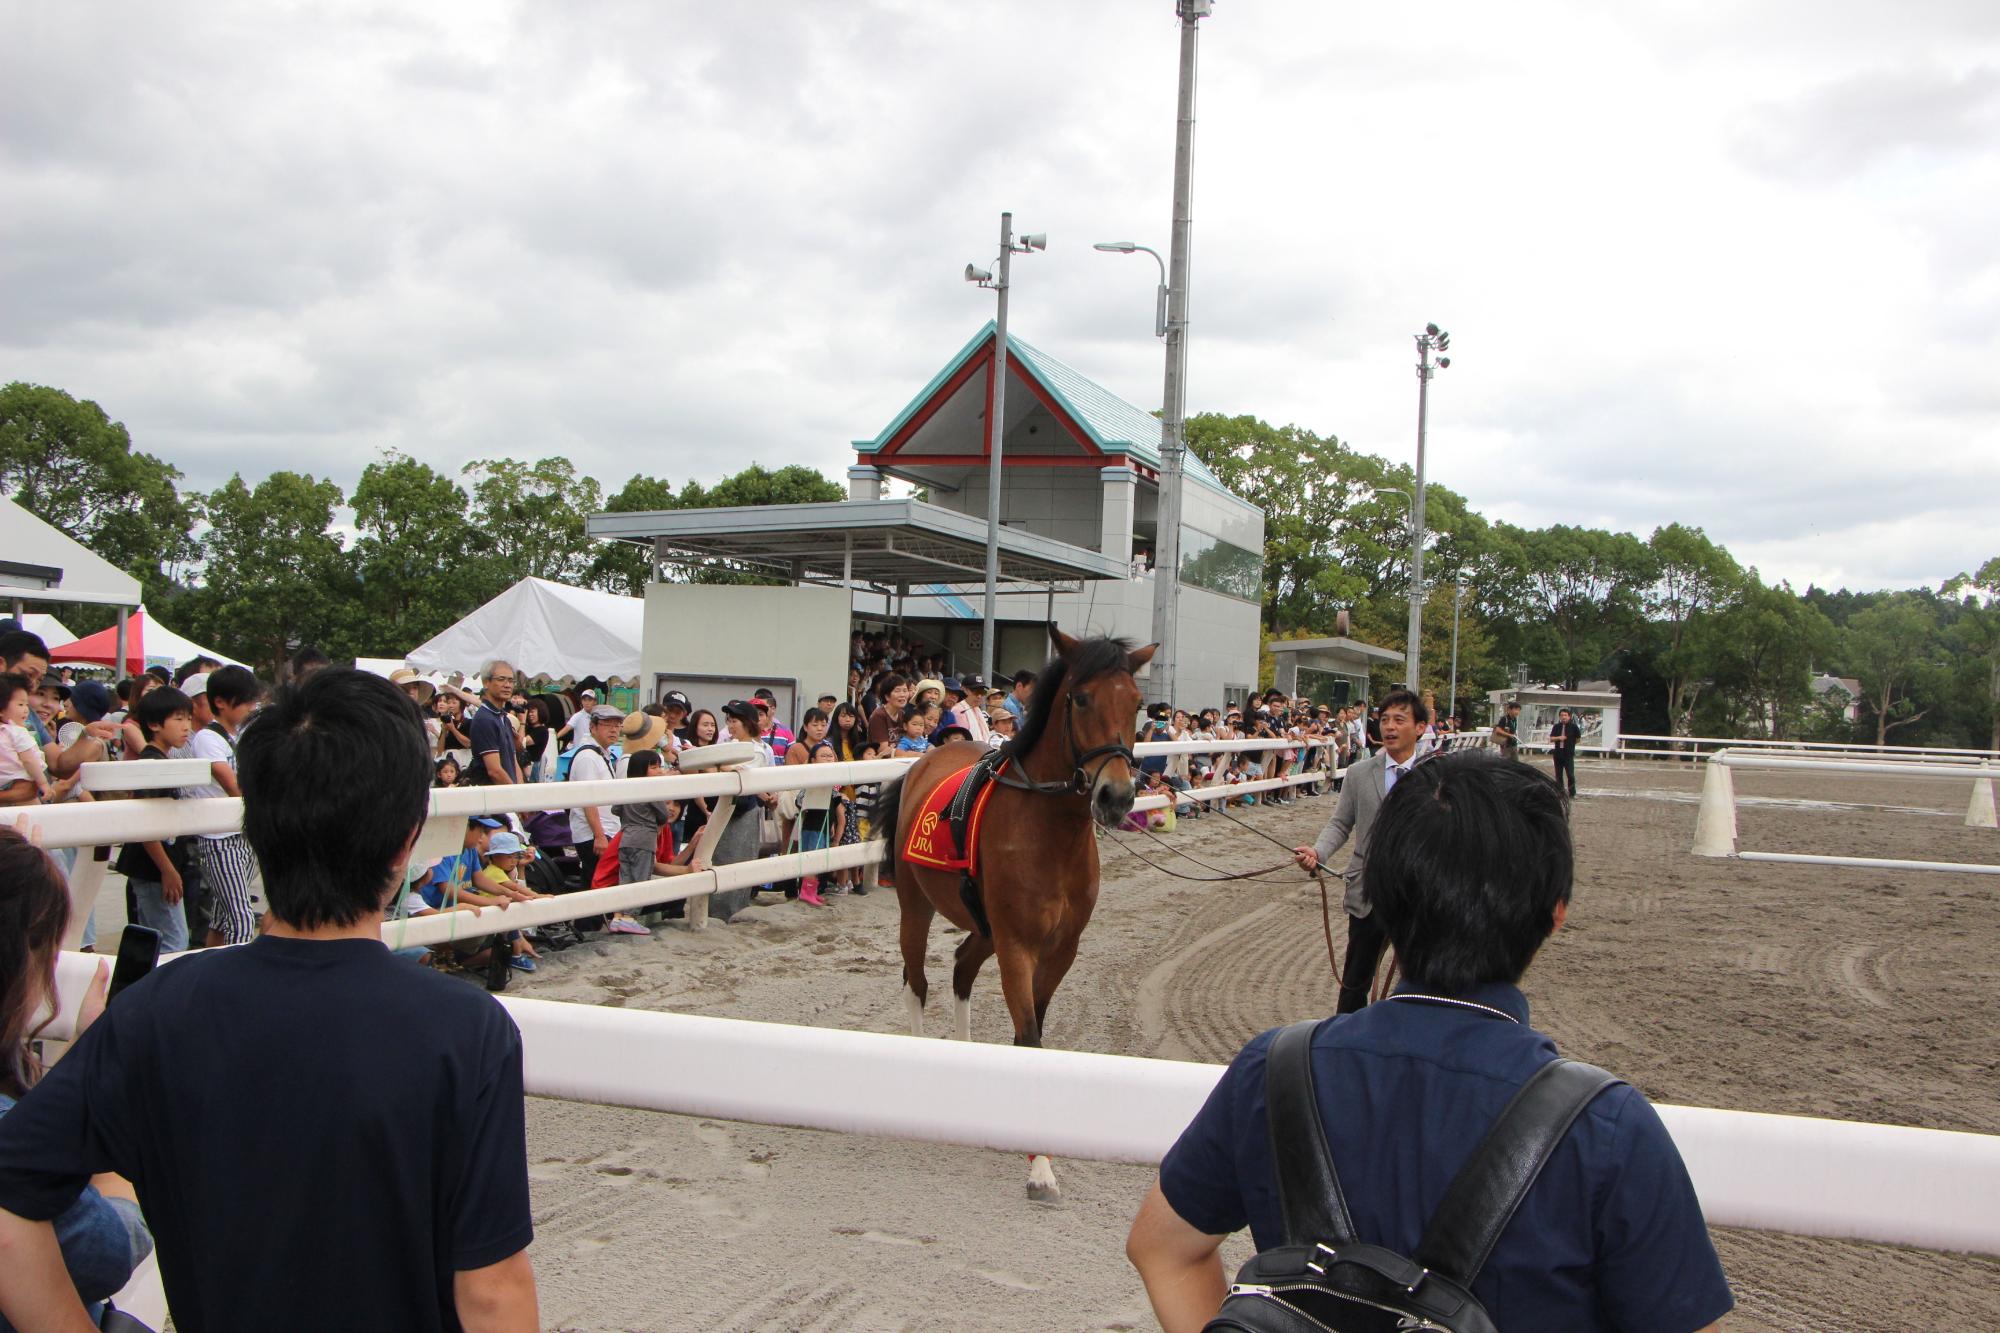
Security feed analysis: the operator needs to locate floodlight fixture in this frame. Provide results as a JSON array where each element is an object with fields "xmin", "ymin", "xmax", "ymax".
[
  {"xmin": 1438, "ymin": 356, "xmax": 1450, "ymax": 368},
  {"xmin": 1093, "ymin": 241, "xmax": 1137, "ymax": 253},
  {"xmin": 1425, "ymin": 322, "xmax": 1440, "ymax": 337}
]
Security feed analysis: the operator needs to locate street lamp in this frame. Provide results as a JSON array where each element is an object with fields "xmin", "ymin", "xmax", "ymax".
[
  {"xmin": 965, "ymin": 213, "xmax": 1044, "ymax": 688},
  {"xmin": 1092, "ymin": 241, "xmax": 1168, "ymax": 338},
  {"xmin": 1405, "ymin": 323, "xmax": 1451, "ymax": 692}
]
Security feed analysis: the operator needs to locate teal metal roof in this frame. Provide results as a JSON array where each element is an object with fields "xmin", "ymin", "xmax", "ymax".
[{"xmin": 856, "ymin": 322, "xmax": 1233, "ymax": 496}]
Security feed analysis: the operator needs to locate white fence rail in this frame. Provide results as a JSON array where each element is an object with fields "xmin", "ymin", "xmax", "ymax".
[
  {"xmin": 516, "ymin": 999, "xmax": 2000, "ymax": 1258},
  {"xmin": 1692, "ymin": 749, "xmax": 2000, "ymax": 867},
  {"xmin": 25, "ymin": 730, "xmax": 2000, "ymax": 1268},
  {"xmin": 1545, "ymin": 732, "xmax": 1999, "ymax": 764}
]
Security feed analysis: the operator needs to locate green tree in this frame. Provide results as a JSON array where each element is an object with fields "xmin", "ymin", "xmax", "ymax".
[
  {"xmin": 1843, "ymin": 592, "xmax": 1944, "ymax": 745},
  {"xmin": 177, "ymin": 472, "xmax": 355, "ymax": 676},
  {"xmin": 1488, "ymin": 524, "xmax": 1655, "ymax": 689},
  {"xmin": 462, "ymin": 457, "xmax": 604, "ymax": 584},
  {"xmin": 586, "ymin": 474, "xmax": 680, "ymax": 597},
  {"xmin": 1645, "ymin": 523, "xmax": 1744, "ymax": 734},
  {"xmin": 1700, "ymin": 579, "xmax": 1837, "ymax": 739},
  {"xmin": 667, "ymin": 463, "xmax": 844, "ymax": 585},
  {"xmin": 0, "ymin": 382, "xmax": 200, "ymax": 601},
  {"xmin": 1183, "ymin": 413, "xmax": 1489, "ymax": 637},
  {"xmin": 350, "ymin": 452, "xmax": 488, "ymax": 653},
  {"xmin": 1943, "ymin": 557, "xmax": 2000, "ymax": 753}
]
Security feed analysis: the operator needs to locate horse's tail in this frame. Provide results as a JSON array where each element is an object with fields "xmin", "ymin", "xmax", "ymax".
[{"xmin": 872, "ymin": 770, "xmax": 906, "ymax": 881}]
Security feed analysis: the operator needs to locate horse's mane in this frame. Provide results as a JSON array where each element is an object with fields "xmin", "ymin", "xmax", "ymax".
[{"xmin": 1008, "ymin": 634, "xmax": 1137, "ymax": 762}]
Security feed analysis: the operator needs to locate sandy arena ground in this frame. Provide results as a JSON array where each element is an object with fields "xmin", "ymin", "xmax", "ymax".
[
  {"xmin": 482, "ymin": 758, "xmax": 2000, "ymax": 1331},
  {"xmin": 88, "ymin": 759, "xmax": 1999, "ymax": 1329}
]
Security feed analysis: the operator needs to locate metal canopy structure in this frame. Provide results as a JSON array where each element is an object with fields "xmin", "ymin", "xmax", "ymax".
[{"xmin": 586, "ymin": 498, "xmax": 1129, "ymax": 596}]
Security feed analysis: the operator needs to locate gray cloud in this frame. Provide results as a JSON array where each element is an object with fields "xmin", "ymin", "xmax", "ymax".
[{"xmin": 2, "ymin": 1, "xmax": 1996, "ymax": 594}]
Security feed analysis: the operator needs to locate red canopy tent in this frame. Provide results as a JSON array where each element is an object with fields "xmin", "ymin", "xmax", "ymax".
[{"xmin": 45, "ymin": 610, "xmax": 240, "ymax": 676}]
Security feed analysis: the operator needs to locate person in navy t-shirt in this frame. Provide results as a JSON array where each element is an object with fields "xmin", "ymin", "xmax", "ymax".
[
  {"xmin": 0, "ymin": 670, "xmax": 538, "ymax": 1332},
  {"xmin": 1128, "ymin": 751, "xmax": 1732, "ymax": 1333}
]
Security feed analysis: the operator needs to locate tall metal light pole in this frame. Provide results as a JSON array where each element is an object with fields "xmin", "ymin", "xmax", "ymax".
[
  {"xmin": 1404, "ymin": 323, "xmax": 1450, "ymax": 691},
  {"xmin": 1447, "ymin": 581, "xmax": 1467, "ymax": 722},
  {"xmin": 1148, "ymin": 0, "xmax": 1212, "ymax": 708},
  {"xmin": 965, "ymin": 215, "xmax": 1044, "ymax": 688}
]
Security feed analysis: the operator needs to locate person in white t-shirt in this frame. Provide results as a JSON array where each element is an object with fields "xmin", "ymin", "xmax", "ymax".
[
  {"xmin": 564, "ymin": 689, "xmax": 600, "ymax": 749},
  {"xmin": 180, "ymin": 667, "xmax": 267, "ymax": 946}
]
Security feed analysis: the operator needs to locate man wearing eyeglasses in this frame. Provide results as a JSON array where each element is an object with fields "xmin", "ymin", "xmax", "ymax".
[{"xmin": 471, "ymin": 660, "xmax": 520, "ymax": 786}]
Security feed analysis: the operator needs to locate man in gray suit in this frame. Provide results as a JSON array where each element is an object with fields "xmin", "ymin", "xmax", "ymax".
[{"xmin": 1293, "ymin": 687, "xmax": 1428, "ymax": 1013}]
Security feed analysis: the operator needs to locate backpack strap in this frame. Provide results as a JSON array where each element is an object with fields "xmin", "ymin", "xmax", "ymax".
[
  {"xmin": 1263, "ymin": 1019, "xmax": 1357, "ymax": 1248},
  {"xmin": 1415, "ymin": 1057, "xmax": 1619, "ymax": 1286}
]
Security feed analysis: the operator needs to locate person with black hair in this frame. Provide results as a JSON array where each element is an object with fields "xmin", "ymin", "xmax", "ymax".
[
  {"xmin": 1550, "ymin": 706, "xmax": 1583, "ymax": 796},
  {"xmin": 1131, "ymin": 751, "xmax": 1732, "ymax": 1332},
  {"xmin": 183, "ymin": 665, "xmax": 267, "ymax": 947},
  {"xmin": 0, "ymin": 830, "xmax": 152, "ymax": 1330},
  {"xmin": 0, "ymin": 633, "xmax": 117, "ymax": 794},
  {"xmin": 115, "ymin": 686, "xmax": 197, "ymax": 953},
  {"xmin": 0, "ymin": 669, "xmax": 539, "ymax": 1331},
  {"xmin": 1293, "ymin": 687, "xmax": 1427, "ymax": 1015},
  {"xmin": 287, "ymin": 644, "xmax": 329, "ymax": 683},
  {"xmin": 1004, "ymin": 667, "xmax": 1035, "ymax": 724}
]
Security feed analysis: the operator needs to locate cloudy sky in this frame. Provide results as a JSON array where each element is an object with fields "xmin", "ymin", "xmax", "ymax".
[{"xmin": 4, "ymin": 1, "xmax": 1995, "ymax": 592}]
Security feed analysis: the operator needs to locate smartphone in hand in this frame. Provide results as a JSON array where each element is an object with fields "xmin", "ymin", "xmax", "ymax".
[{"xmin": 108, "ymin": 925, "xmax": 163, "ymax": 1003}]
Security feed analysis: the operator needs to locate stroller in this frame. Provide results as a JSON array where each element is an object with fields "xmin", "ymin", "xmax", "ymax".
[{"xmin": 521, "ymin": 810, "xmax": 595, "ymax": 942}]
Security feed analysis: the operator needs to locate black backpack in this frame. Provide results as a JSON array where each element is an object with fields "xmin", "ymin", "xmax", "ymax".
[{"xmin": 1206, "ymin": 1020, "xmax": 1617, "ymax": 1333}]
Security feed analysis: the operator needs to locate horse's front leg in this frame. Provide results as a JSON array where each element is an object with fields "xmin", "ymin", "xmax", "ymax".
[{"xmin": 992, "ymin": 934, "xmax": 1062, "ymax": 1202}]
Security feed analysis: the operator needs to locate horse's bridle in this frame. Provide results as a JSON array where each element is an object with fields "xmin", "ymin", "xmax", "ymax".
[{"xmin": 993, "ymin": 682, "xmax": 1136, "ymax": 799}]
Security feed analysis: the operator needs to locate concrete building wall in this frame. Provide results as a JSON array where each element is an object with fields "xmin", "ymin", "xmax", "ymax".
[
  {"xmin": 939, "ymin": 467, "xmax": 1104, "ymax": 553},
  {"xmin": 642, "ymin": 583, "xmax": 850, "ymax": 731}
]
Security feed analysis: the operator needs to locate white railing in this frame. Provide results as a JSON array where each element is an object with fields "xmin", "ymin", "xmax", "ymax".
[
  {"xmin": 25, "ymin": 732, "xmax": 2000, "ymax": 1272},
  {"xmin": 1555, "ymin": 733, "xmax": 1999, "ymax": 764},
  {"xmin": 510, "ymin": 999, "xmax": 2000, "ymax": 1259},
  {"xmin": 1692, "ymin": 749, "xmax": 2000, "ymax": 869}
]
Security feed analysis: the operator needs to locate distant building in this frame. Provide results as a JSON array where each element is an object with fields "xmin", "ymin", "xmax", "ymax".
[
  {"xmin": 845, "ymin": 323, "xmax": 1266, "ymax": 707},
  {"xmin": 1812, "ymin": 674, "xmax": 1863, "ymax": 723}
]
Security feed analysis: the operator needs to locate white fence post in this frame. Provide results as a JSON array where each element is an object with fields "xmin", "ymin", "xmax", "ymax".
[
  {"xmin": 1691, "ymin": 754, "xmax": 1737, "ymax": 857},
  {"xmin": 1969, "ymin": 769, "xmax": 1998, "ymax": 830}
]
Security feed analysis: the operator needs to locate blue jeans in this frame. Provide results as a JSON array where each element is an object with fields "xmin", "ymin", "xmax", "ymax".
[{"xmin": 126, "ymin": 878, "xmax": 190, "ymax": 954}]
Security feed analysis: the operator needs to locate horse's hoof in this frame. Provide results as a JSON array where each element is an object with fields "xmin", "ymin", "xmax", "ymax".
[{"xmin": 1026, "ymin": 1182, "xmax": 1061, "ymax": 1205}]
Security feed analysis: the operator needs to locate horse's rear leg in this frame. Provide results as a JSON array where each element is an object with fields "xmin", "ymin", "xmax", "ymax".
[
  {"xmin": 896, "ymin": 881, "xmax": 935, "ymax": 1038},
  {"xmin": 950, "ymin": 931, "xmax": 994, "ymax": 1042}
]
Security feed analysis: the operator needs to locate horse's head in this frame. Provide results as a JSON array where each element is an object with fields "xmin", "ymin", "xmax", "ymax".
[{"xmin": 1049, "ymin": 624, "xmax": 1158, "ymax": 827}]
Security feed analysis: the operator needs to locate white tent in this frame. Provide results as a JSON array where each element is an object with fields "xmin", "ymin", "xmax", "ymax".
[
  {"xmin": 0, "ymin": 496, "xmax": 142, "ymax": 608},
  {"xmin": 406, "ymin": 577, "xmax": 644, "ymax": 684}
]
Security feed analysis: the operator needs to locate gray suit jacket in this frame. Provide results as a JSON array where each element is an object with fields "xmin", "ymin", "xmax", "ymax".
[{"xmin": 1313, "ymin": 751, "xmax": 1390, "ymax": 917}]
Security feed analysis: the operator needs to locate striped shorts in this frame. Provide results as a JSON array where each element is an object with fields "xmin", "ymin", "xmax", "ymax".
[{"xmin": 199, "ymin": 834, "xmax": 265, "ymax": 945}]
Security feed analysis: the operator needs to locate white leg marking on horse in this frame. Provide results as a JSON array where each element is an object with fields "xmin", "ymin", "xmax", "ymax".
[
  {"xmin": 1026, "ymin": 1153, "xmax": 1060, "ymax": 1204},
  {"xmin": 952, "ymin": 994, "xmax": 971, "ymax": 1042},
  {"xmin": 904, "ymin": 985, "xmax": 925, "ymax": 1039}
]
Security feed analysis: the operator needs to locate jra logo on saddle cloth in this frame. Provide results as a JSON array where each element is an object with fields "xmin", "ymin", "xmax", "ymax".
[{"xmin": 901, "ymin": 754, "xmax": 1003, "ymax": 873}]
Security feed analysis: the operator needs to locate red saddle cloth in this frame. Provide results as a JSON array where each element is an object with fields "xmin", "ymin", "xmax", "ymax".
[{"xmin": 901, "ymin": 761, "xmax": 1001, "ymax": 872}]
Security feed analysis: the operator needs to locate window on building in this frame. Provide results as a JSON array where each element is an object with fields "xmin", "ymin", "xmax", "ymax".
[{"xmin": 1178, "ymin": 526, "xmax": 1263, "ymax": 602}]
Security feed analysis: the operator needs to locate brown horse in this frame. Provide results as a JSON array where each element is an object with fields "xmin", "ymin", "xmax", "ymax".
[{"xmin": 873, "ymin": 625, "xmax": 1155, "ymax": 1202}]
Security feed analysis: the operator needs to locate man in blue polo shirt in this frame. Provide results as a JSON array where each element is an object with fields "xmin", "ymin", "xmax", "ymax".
[
  {"xmin": 1128, "ymin": 750, "xmax": 1731, "ymax": 1332},
  {"xmin": 469, "ymin": 659, "xmax": 520, "ymax": 785}
]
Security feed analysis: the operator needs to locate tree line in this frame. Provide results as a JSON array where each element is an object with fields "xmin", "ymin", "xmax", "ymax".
[
  {"xmin": 4, "ymin": 381, "xmax": 1994, "ymax": 749},
  {"xmin": 1185, "ymin": 413, "xmax": 1999, "ymax": 750},
  {"xmin": 0, "ymin": 382, "xmax": 840, "ymax": 677}
]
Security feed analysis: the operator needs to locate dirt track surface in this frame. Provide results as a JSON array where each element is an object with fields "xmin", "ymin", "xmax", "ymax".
[{"xmin": 511, "ymin": 760, "xmax": 2000, "ymax": 1331}]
